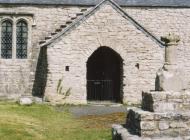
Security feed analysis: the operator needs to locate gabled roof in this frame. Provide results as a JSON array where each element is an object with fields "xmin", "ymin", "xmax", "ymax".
[
  {"xmin": 0, "ymin": 0, "xmax": 190, "ymax": 7},
  {"xmin": 41, "ymin": 0, "xmax": 165, "ymax": 48}
]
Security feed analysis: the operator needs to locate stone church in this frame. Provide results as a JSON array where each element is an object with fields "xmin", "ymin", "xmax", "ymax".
[{"xmin": 0, "ymin": 0, "xmax": 189, "ymax": 104}]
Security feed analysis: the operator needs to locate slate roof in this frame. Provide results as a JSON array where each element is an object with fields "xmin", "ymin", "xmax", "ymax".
[{"xmin": 0, "ymin": 0, "xmax": 190, "ymax": 7}]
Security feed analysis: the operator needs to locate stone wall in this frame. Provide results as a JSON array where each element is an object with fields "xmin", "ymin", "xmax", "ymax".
[
  {"xmin": 142, "ymin": 91, "xmax": 190, "ymax": 113},
  {"xmin": 112, "ymin": 91, "xmax": 190, "ymax": 139},
  {"xmin": 124, "ymin": 7, "xmax": 190, "ymax": 88},
  {"xmin": 126, "ymin": 108, "xmax": 190, "ymax": 138},
  {"xmin": 0, "ymin": 59, "xmax": 31, "ymax": 99},
  {"xmin": 45, "ymin": 4, "xmax": 164, "ymax": 104},
  {"xmin": 0, "ymin": 5, "xmax": 91, "ymax": 99},
  {"xmin": 1, "ymin": 3, "xmax": 190, "ymax": 104}
]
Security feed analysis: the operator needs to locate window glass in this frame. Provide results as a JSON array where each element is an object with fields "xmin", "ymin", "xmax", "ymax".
[
  {"xmin": 1, "ymin": 20, "xmax": 13, "ymax": 59},
  {"xmin": 16, "ymin": 20, "xmax": 28, "ymax": 59}
]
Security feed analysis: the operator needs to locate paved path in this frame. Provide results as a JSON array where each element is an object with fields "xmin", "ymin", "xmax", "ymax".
[{"xmin": 69, "ymin": 105, "xmax": 128, "ymax": 117}]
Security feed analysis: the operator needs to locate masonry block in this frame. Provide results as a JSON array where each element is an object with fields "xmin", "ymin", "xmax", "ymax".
[
  {"xmin": 126, "ymin": 107, "xmax": 190, "ymax": 138},
  {"xmin": 142, "ymin": 91, "xmax": 190, "ymax": 112}
]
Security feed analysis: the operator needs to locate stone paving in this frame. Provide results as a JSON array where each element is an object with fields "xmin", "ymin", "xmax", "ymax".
[{"xmin": 69, "ymin": 104, "xmax": 128, "ymax": 118}]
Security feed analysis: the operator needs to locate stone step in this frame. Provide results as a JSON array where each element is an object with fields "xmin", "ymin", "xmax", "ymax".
[
  {"xmin": 112, "ymin": 124, "xmax": 189, "ymax": 140},
  {"xmin": 45, "ymin": 36, "xmax": 52, "ymax": 40},
  {"xmin": 81, "ymin": 8, "xmax": 87, "ymax": 12},
  {"xmin": 55, "ymin": 28, "xmax": 62, "ymax": 32},
  {"xmin": 60, "ymin": 25, "xmax": 67, "ymax": 28},
  {"xmin": 66, "ymin": 21, "xmax": 72, "ymax": 24},
  {"xmin": 142, "ymin": 91, "xmax": 190, "ymax": 113},
  {"xmin": 126, "ymin": 107, "xmax": 190, "ymax": 138},
  {"xmin": 76, "ymin": 13, "xmax": 83, "ymax": 16},
  {"xmin": 71, "ymin": 16, "xmax": 77, "ymax": 20},
  {"xmin": 39, "ymin": 40, "xmax": 46, "ymax": 44},
  {"xmin": 51, "ymin": 32, "xmax": 57, "ymax": 36}
]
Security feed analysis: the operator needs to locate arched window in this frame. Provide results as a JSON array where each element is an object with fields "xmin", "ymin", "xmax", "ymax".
[
  {"xmin": 1, "ymin": 20, "xmax": 13, "ymax": 59},
  {"xmin": 16, "ymin": 20, "xmax": 28, "ymax": 59}
]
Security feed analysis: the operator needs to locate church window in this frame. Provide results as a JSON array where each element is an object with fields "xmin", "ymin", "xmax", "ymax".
[
  {"xmin": 16, "ymin": 20, "xmax": 28, "ymax": 59},
  {"xmin": 1, "ymin": 20, "xmax": 13, "ymax": 59}
]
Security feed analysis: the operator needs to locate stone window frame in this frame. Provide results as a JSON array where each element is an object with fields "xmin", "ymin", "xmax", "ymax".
[
  {"xmin": 1, "ymin": 18, "xmax": 13, "ymax": 59},
  {"xmin": 0, "ymin": 16, "xmax": 32, "ymax": 60},
  {"xmin": 16, "ymin": 19, "xmax": 28, "ymax": 59}
]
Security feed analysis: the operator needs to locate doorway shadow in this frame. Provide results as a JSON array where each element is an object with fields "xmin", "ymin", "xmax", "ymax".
[{"xmin": 87, "ymin": 46, "xmax": 123, "ymax": 103}]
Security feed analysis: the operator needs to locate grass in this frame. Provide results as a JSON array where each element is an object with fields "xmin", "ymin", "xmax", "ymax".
[{"xmin": 0, "ymin": 102, "xmax": 126, "ymax": 140}]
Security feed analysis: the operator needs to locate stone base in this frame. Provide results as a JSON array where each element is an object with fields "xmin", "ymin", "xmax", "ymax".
[
  {"xmin": 156, "ymin": 67, "xmax": 186, "ymax": 92},
  {"xmin": 142, "ymin": 91, "xmax": 190, "ymax": 112},
  {"xmin": 112, "ymin": 124, "xmax": 190, "ymax": 140},
  {"xmin": 126, "ymin": 107, "xmax": 190, "ymax": 138}
]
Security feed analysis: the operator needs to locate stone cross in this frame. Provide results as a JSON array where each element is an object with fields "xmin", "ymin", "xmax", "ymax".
[
  {"xmin": 161, "ymin": 33, "xmax": 180, "ymax": 70},
  {"xmin": 156, "ymin": 33, "xmax": 185, "ymax": 91}
]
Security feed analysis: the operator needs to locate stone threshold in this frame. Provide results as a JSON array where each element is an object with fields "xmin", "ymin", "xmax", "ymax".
[{"xmin": 87, "ymin": 101, "xmax": 123, "ymax": 106}]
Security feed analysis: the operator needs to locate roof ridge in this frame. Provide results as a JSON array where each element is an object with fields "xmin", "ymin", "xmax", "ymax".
[
  {"xmin": 39, "ymin": 8, "xmax": 89, "ymax": 46},
  {"xmin": 40, "ymin": 0, "xmax": 164, "ymax": 48},
  {"xmin": 1, "ymin": 0, "xmax": 190, "ymax": 7},
  {"xmin": 40, "ymin": 0, "xmax": 108, "ymax": 47}
]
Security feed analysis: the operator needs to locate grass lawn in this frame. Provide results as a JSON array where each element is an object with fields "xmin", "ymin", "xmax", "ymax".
[{"xmin": 0, "ymin": 102, "xmax": 125, "ymax": 140}]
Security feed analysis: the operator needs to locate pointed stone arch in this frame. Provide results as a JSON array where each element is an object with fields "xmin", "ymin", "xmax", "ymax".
[{"xmin": 87, "ymin": 46, "xmax": 123, "ymax": 103}]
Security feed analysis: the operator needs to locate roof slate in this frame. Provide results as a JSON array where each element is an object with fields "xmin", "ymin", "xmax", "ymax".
[{"xmin": 0, "ymin": 0, "xmax": 189, "ymax": 7}]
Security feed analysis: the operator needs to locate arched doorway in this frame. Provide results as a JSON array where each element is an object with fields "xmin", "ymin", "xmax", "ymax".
[{"xmin": 87, "ymin": 46, "xmax": 123, "ymax": 103}]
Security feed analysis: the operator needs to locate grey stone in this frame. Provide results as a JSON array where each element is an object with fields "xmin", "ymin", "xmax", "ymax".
[
  {"xmin": 33, "ymin": 97, "xmax": 43, "ymax": 104},
  {"xmin": 142, "ymin": 138, "xmax": 151, "ymax": 140},
  {"xmin": 152, "ymin": 137, "xmax": 183, "ymax": 140},
  {"xmin": 184, "ymin": 136, "xmax": 190, "ymax": 140},
  {"xmin": 154, "ymin": 103, "xmax": 175, "ymax": 113},
  {"xmin": 125, "ymin": 135, "xmax": 141, "ymax": 140},
  {"xmin": 159, "ymin": 121, "xmax": 169, "ymax": 130},
  {"xmin": 122, "ymin": 107, "xmax": 190, "ymax": 138},
  {"xmin": 19, "ymin": 97, "xmax": 33, "ymax": 105},
  {"xmin": 156, "ymin": 34, "xmax": 187, "ymax": 92},
  {"xmin": 169, "ymin": 122, "xmax": 188, "ymax": 128},
  {"xmin": 161, "ymin": 33, "xmax": 180, "ymax": 65},
  {"xmin": 156, "ymin": 68, "xmax": 185, "ymax": 92},
  {"xmin": 142, "ymin": 91, "xmax": 190, "ymax": 112},
  {"xmin": 140, "ymin": 121, "xmax": 156, "ymax": 130}
]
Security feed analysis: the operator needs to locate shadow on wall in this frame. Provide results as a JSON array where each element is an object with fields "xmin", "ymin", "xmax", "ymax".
[
  {"xmin": 32, "ymin": 46, "xmax": 48, "ymax": 98},
  {"xmin": 155, "ymin": 75, "xmax": 160, "ymax": 91}
]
